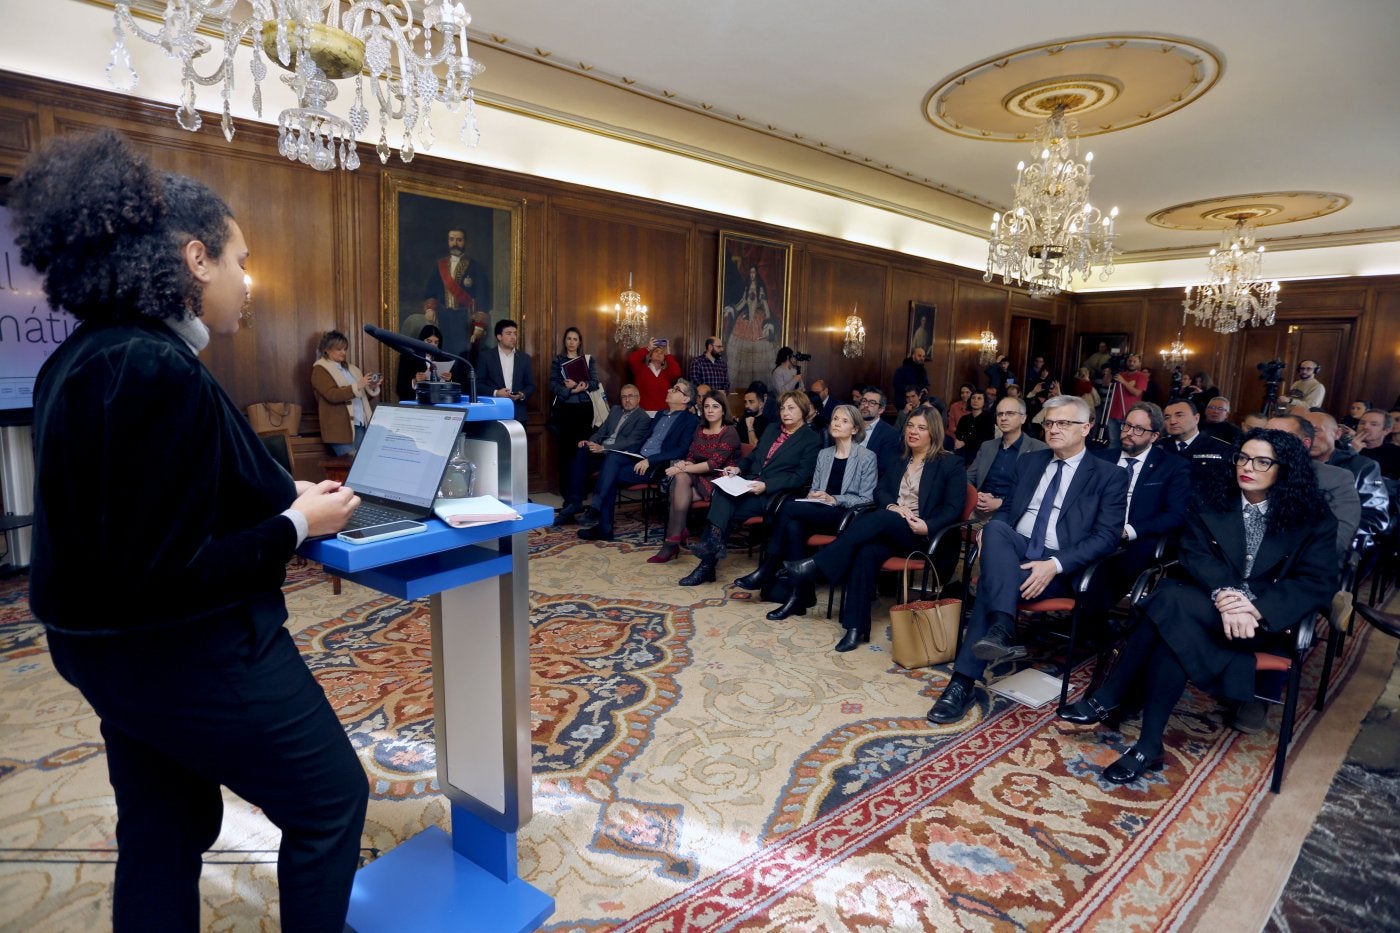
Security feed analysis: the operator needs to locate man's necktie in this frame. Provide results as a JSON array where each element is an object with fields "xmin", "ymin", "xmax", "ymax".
[
  {"xmin": 1122, "ymin": 457, "xmax": 1137, "ymax": 484},
  {"xmin": 1024, "ymin": 460, "xmax": 1064, "ymax": 561},
  {"xmin": 1177, "ymin": 440, "xmax": 1187, "ymax": 453}
]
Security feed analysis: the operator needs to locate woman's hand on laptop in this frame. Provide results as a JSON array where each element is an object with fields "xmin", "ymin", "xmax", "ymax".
[{"xmin": 292, "ymin": 481, "xmax": 362, "ymax": 537}]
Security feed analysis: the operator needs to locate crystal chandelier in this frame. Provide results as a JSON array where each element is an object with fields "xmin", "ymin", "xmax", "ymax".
[
  {"xmin": 107, "ymin": 1, "xmax": 484, "ymax": 172},
  {"xmin": 842, "ymin": 306, "xmax": 865, "ymax": 359},
  {"xmin": 1158, "ymin": 314, "xmax": 1190, "ymax": 369},
  {"xmin": 977, "ymin": 324, "xmax": 999, "ymax": 366},
  {"xmin": 1183, "ymin": 218, "xmax": 1281, "ymax": 334},
  {"xmin": 984, "ymin": 103, "xmax": 1118, "ymax": 299},
  {"xmin": 613, "ymin": 273, "xmax": 648, "ymax": 349}
]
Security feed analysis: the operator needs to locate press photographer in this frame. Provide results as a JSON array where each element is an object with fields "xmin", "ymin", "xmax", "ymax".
[{"xmin": 772, "ymin": 345, "xmax": 806, "ymax": 395}]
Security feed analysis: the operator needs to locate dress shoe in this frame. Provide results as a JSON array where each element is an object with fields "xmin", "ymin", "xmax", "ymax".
[
  {"xmin": 734, "ymin": 555, "xmax": 780, "ymax": 590},
  {"xmin": 1057, "ymin": 696, "xmax": 1117, "ymax": 725},
  {"xmin": 552, "ymin": 509, "xmax": 579, "ymax": 527},
  {"xmin": 678, "ymin": 561, "xmax": 717, "ymax": 586},
  {"xmin": 834, "ymin": 629, "xmax": 870, "ymax": 652},
  {"xmin": 577, "ymin": 526, "xmax": 613, "ymax": 542},
  {"xmin": 926, "ymin": 678, "xmax": 977, "ymax": 724},
  {"xmin": 783, "ymin": 557, "xmax": 823, "ymax": 584},
  {"xmin": 647, "ymin": 543, "xmax": 680, "ymax": 564},
  {"xmin": 971, "ymin": 624, "xmax": 1027, "ymax": 663},
  {"xmin": 1227, "ymin": 699, "xmax": 1268, "ymax": 735},
  {"xmin": 766, "ymin": 592, "xmax": 809, "ymax": 620},
  {"xmin": 1102, "ymin": 745, "xmax": 1165, "ymax": 784},
  {"xmin": 578, "ymin": 509, "xmax": 601, "ymax": 529}
]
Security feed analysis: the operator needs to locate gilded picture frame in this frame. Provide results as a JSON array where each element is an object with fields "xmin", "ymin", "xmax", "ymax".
[{"xmin": 716, "ymin": 231, "xmax": 793, "ymax": 393}]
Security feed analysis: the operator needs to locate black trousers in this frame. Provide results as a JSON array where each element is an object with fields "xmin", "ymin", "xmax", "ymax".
[
  {"xmin": 47, "ymin": 610, "xmax": 368, "ymax": 933},
  {"xmin": 813, "ymin": 509, "xmax": 925, "ymax": 637},
  {"xmin": 552, "ymin": 401, "xmax": 595, "ymax": 500},
  {"xmin": 767, "ymin": 499, "xmax": 848, "ymax": 561}
]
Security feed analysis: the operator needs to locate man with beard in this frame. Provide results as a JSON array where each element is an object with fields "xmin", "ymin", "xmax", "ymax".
[
  {"xmin": 688, "ymin": 335, "xmax": 730, "ymax": 396},
  {"xmin": 421, "ymin": 227, "xmax": 490, "ymax": 356}
]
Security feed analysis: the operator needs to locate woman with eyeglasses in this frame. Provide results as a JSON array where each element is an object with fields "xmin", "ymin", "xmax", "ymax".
[{"xmin": 1059, "ymin": 428, "xmax": 1337, "ymax": 785}]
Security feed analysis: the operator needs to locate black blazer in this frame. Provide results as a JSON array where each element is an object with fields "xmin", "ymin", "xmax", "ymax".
[
  {"xmin": 476, "ymin": 347, "xmax": 537, "ymax": 422},
  {"xmin": 1157, "ymin": 431, "xmax": 1233, "ymax": 482},
  {"xmin": 863, "ymin": 419, "xmax": 903, "ymax": 477},
  {"xmin": 875, "ymin": 453, "xmax": 967, "ymax": 541},
  {"xmin": 992, "ymin": 448, "xmax": 1129, "ymax": 575},
  {"xmin": 587, "ymin": 405, "xmax": 651, "ymax": 453},
  {"xmin": 740, "ymin": 424, "xmax": 821, "ymax": 498},
  {"xmin": 1092, "ymin": 445, "xmax": 1191, "ymax": 567}
]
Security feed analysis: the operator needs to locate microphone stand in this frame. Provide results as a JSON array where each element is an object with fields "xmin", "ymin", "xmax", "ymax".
[{"xmin": 362, "ymin": 324, "xmax": 478, "ymax": 404}]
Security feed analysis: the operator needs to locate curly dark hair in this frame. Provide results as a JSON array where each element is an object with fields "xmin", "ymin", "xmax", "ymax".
[
  {"xmin": 7, "ymin": 129, "xmax": 232, "ymax": 323},
  {"xmin": 1196, "ymin": 427, "xmax": 1328, "ymax": 534}
]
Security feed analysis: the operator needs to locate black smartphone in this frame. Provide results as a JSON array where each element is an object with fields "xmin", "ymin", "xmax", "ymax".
[{"xmin": 337, "ymin": 520, "xmax": 427, "ymax": 545}]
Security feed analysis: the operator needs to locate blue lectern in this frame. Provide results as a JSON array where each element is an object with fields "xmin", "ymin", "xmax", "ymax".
[{"xmin": 300, "ymin": 397, "xmax": 553, "ymax": 932}]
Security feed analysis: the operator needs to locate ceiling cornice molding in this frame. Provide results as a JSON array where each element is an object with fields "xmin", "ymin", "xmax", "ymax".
[{"xmin": 1115, "ymin": 225, "xmax": 1400, "ymax": 264}]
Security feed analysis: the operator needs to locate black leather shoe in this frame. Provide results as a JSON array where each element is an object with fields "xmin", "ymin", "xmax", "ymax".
[
  {"xmin": 926, "ymin": 679, "xmax": 977, "ymax": 724},
  {"xmin": 578, "ymin": 509, "xmax": 601, "ymax": 529},
  {"xmin": 834, "ymin": 629, "xmax": 870, "ymax": 652},
  {"xmin": 1058, "ymin": 696, "xmax": 1117, "ymax": 725},
  {"xmin": 552, "ymin": 509, "xmax": 579, "ymax": 527},
  {"xmin": 733, "ymin": 557, "xmax": 779, "ymax": 591},
  {"xmin": 1103, "ymin": 745, "xmax": 1165, "ymax": 784},
  {"xmin": 766, "ymin": 592, "xmax": 809, "ymax": 620},
  {"xmin": 971, "ymin": 624, "xmax": 1027, "ymax": 663},
  {"xmin": 783, "ymin": 557, "xmax": 823, "ymax": 584},
  {"xmin": 577, "ymin": 526, "xmax": 613, "ymax": 542},
  {"xmin": 678, "ymin": 561, "xmax": 717, "ymax": 586}
]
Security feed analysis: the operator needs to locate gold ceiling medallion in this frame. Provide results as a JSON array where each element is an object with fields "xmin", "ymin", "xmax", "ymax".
[
  {"xmin": 924, "ymin": 34, "xmax": 1222, "ymax": 141},
  {"xmin": 1147, "ymin": 193, "xmax": 1351, "ymax": 230}
]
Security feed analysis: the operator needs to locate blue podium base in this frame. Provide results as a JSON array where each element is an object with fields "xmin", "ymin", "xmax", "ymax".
[{"xmin": 347, "ymin": 825, "xmax": 554, "ymax": 932}]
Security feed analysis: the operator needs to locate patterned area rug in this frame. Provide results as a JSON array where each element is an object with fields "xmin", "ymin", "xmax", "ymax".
[{"xmin": 0, "ymin": 522, "xmax": 1376, "ymax": 931}]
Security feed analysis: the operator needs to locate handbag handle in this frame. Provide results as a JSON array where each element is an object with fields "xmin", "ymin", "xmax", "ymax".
[{"xmin": 900, "ymin": 550, "xmax": 944, "ymax": 605}]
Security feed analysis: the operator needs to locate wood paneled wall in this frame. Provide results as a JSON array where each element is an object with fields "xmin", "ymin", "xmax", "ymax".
[{"xmin": 4, "ymin": 71, "xmax": 1397, "ymax": 490}]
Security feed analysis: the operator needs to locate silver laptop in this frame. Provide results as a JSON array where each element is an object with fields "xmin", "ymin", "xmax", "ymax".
[{"xmin": 337, "ymin": 405, "xmax": 468, "ymax": 530}]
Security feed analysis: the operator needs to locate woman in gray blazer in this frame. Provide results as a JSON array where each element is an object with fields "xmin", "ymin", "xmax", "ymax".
[{"xmin": 733, "ymin": 404, "xmax": 877, "ymax": 602}]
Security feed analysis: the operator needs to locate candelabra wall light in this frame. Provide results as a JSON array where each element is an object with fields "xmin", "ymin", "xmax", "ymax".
[
  {"xmin": 977, "ymin": 324, "xmax": 1000, "ymax": 366},
  {"xmin": 108, "ymin": 1, "xmax": 484, "ymax": 172},
  {"xmin": 1183, "ymin": 217, "xmax": 1281, "ymax": 334},
  {"xmin": 613, "ymin": 273, "xmax": 648, "ymax": 349},
  {"xmin": 842, "ymin": 305, "xmax": 866, "ymax": 359},
  {"xmin": 983, "ymin": 103, "xmax": 1118, "ymax": 298}
]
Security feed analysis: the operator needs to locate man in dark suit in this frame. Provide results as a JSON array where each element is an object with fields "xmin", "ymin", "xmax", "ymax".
[
  {"xmin": 927, "ymin": 395, "xmax": 1128, "ymax": 724},
  {"xmin": 856, "ymin": 387, "xmax": 902, "ymax": 476},
  {"xmin": 967, "ymin": 397, "xmax": 1048, "ymax": 519},
  {"xmin": 578, "ymin": 380, "xmax": 699, "ymax": 542},
  {"xmin": 810, "ymin": 379, "xmax": 839, "ymax": 431},
  {"xmin": 555, "ymin": 384, "xmax": 650, "ymax": 525},
  {"xmin": 1159, "ymin": 398, "xmax": 1232, "ymax": 481},
  {"xmin": 1090, "ymin": 401, "xmax": 1191, "ymax": 603},
  {"xmin": 476, "ymin": 318, "xmax": 535, "ymax": 423},
  {"xmin": 679, "ymin": 390, "xmax": 821, "ymax": 585}
]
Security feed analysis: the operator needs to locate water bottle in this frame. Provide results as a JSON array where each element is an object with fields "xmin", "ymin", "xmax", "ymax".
[{"xmin": 436, "ymin": 434, "xmax": 477, "ymax": 499}]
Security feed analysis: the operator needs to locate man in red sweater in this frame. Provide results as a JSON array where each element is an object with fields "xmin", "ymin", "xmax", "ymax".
[{"xmin": 628, "ymin": 338, "xmax": 682, "ymax": 411}]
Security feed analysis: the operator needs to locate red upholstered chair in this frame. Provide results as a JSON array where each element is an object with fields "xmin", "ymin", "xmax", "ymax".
[{"xmin": 1252, "ymin": 617, "xmax": 1318, "ymax": 794}]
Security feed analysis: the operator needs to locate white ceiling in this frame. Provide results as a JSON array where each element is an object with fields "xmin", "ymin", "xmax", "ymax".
[{"xmin": 461, "ymin": 0, "xmax": 1400, "ymax": 268}]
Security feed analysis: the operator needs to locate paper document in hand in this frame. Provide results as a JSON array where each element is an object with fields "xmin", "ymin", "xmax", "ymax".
[
  {"xmin": 713, "ymin": 475, "xmax": 756, "ymax": 496},
  {"xmin": 433, "ymin": 495, "xmax": 521, "ymax": 527}
]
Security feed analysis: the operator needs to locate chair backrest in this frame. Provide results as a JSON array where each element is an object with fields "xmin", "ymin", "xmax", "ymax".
[{"xmin": 960, "ymin": 482, "xmax": 977, "ymax": 522}]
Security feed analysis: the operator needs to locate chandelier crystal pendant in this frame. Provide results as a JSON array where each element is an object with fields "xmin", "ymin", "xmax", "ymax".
[
  {"xmin": 983, "ymin": 104, "xmax": 1118, "ymax": 299},
  {"xmin": 1182, "ymin": 217, "xmax": 1280, "ymax": 334},
  {"xmin": 1159, "ymin": 312, "xmax": 1190, "ymax": 369},
  {"xmin": 977, "ymin": 324, "xmax": 999, "ymax": 366},
  {"xmin": 108, "ymin": 1, "xmax": 484, "ymax": 172},
  {"xmin": 842, "ymin": 305, "xmax": 866, "ymax": 359},
  {"xmin": 613, "ymin": 273, "xmax": 648, "ymax": 349}
]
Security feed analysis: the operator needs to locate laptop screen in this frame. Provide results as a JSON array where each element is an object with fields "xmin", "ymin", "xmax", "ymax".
[{"xmin": 344, "ymin": 406, "xmax": 467, "ymax": 510}]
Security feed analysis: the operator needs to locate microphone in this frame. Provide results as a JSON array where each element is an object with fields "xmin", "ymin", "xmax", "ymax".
[{"xmin": 363, "ymin": 324, "xmax": 477, "ymax": 404}]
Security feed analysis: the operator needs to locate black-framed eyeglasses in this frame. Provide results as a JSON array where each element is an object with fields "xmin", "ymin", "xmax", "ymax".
[
  {"xmin": 1120, "ymin": 423, "xmax": 1158, "ymax": 437},
  {"xmin": 1232, "ymin": 453, "xmax": 1278, "ymax": 471},
  {"xmin": 1043, "ymin": 419, "xmax": 1088, "ymax": 431},
  {"xmin": 859, "ymin": 398, "xmax": 882, "ymax": 406}
]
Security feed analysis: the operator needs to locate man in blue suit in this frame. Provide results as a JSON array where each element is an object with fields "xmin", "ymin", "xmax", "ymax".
[
  {"xmin": 856, "ymin": 387, "xmax": 902, "ymax": 476},
  {"xmin": 927, "ymin": 395, "xmax": 1128, "ymax": 724}
]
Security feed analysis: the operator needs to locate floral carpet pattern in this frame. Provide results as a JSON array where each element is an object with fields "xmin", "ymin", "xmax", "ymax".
[{"xmin": 0, "ymin": 518, "xmax": 1378, "ymax": 931}]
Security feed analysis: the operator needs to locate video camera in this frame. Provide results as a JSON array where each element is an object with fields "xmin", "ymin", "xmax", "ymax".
[
  {"xmin": 1257, "ymin": 358, "xmax": 1285, "ymax": 415},
  {"xmin": 792, "ymin": 351, "xmax": 812, "ymax": 363}
]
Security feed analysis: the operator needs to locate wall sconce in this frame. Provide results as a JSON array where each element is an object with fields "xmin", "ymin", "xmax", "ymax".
[
  {"xmin": 239, "ymin": 273, "xmax": 254, "ymax": 329},
  {"xmin": 842, "ymin": 304, "xmax": 865, "ymax": 358},
  {"xmin": 977, "ymin": 323, "xmax": 999, "ymax": 366},
  {"xmin": 613, "ymin": 272, "xmax": 648, "ymax": 349}
]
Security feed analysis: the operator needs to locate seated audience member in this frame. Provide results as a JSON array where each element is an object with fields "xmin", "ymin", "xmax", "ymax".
[
  {"xmin": 627, "ymin": 338, "xmax": 681, "ymax": 412},
  {"xmin": 947, "ymin": 383, "xmax": 974, "ymax": 433},
  {"xmin": 894, "ymin": 387, "xmax": 924, "ymax": 436},
  {"xmin": 954, "ymin": 390, "xmax": 995, "ymax": 465},
  {"xmin": 1388, "ymin": 411, "xmax": 1400, "ymax": 447},
  {"xmin": 809, "ymin": 378, "xmax": 838, "ymax": 430},
  {"xmin": 737, "ymin": 404, "xmax": 877, "ymax": 601},
  {"xmin": 555, "ymin": 385, "xmax": 652, "ymax": 525},
  {"xmin": 1201, "ymin": 395, "xmax": 1242, "ymax": 444},
  {"xmin": 1355, "ymin": 409, "xmax": 1400, "ymax": 483},
  {"xmin": 926, "ymin": 396, "xmax": 1128, "ymax": 724},
  {"xmin": 1159, "ymin": 398, "xmax": 1232, "ymax": 481},
  {"xmin": 1241, "ymin": 412, "xmax": 1269, "ymax": 433},
  {"xmin": 1268, "ymin": 415, "xmax": 1360, "ymax": 562},
  {"xmin": 1058, "ymin": 430, "xmax": 1337, "ymax": 784},
  {"xmin": 854, "ymin": 387, "xmax": 902, "ymax": 476},
  {"xmin": 737, "ymin": 383, "xmax": 771, "ymax": 445},
  {"xmin": 784, "ymin": 407, "xmax": 966, "ymax": 651},
  {"xmin": 968, "ymin": 397, "xmax": 1047, "ymax": 519},
  {"xmin": 1303, "ymin": 410, "xmax": 1390, "ymax": 550},
  {"xmin": 985, "ymin": 385, "xmax": 1000, "ymax": 411},
  {"xmin": 577, "ymin": 380, "xmax": 699, "ymax": 541},
  {"xmin": 1192, "ymin": 372, "xmax": 1221, "ymax": 407},
  {"xmin": 1072, "ymin": 367, "xmax": 1100, "ymax": 412},
  {"xmin": 1341, "ymin": 400, "xmax": 1369, "ymax": 433},
  {"xmin": 648, "ymin": 391, "xmax": 742, "ymax": 563},
  {"xmin": 1089, "ymin": 402, "xmax": 1191, "ymax": 602},
  {"xmin": 678, "ymin": 390, "xmax": 820, "ymax": 585}
]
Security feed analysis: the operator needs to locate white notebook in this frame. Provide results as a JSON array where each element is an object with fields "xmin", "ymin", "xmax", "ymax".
[{"xmin": 985, "ymin": 668, "xmax": 1063, "ymax": 708}]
